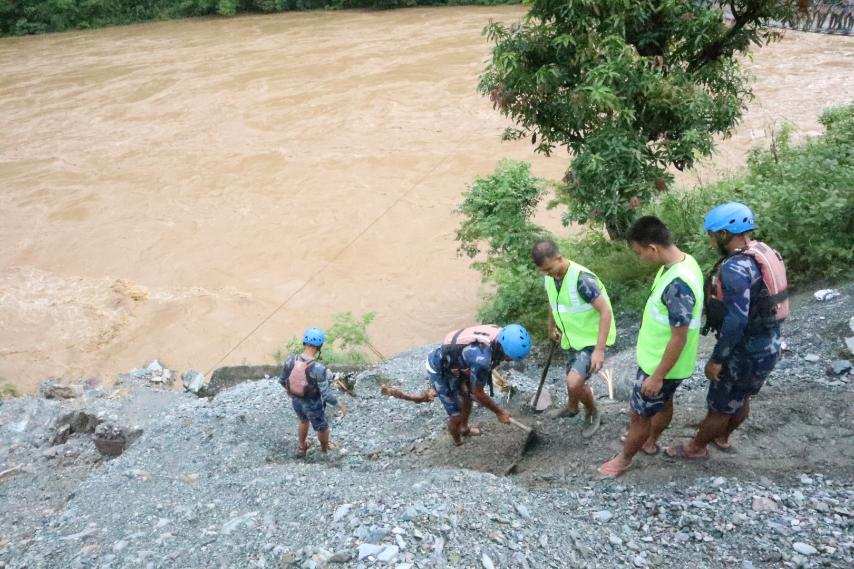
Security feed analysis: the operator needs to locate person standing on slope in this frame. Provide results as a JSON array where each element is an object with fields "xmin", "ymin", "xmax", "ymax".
[
  {"xmin": 599, "ymin": 216, "xmax": 704, "ymax": 478},
  {"xmin": 280, "ymin": 328, "xmax": 340, "ymax": 458},
  {"xmin": 667, "ymin": 202, "xmax": 787, "ymax": 459},
  {"xmin": 531, "ymin": 239, "xmax": 616, "ymax": 438}
]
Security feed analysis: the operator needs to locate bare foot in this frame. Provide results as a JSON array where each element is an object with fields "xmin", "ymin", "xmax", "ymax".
[
  {"xmin": 461, "ymin": 426, "xmax": 481, "ymax": 437},
  {"xmin": 712, "ymin": 437, "xmax": 733, "ymax": 450},
  {"xmin": 598, "ymin": 454, "xmax": 631, "ymax": 478}
]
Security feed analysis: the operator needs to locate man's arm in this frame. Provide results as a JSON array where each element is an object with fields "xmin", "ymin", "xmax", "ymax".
[
  {"xmin": 590, "ymin": 296, "xmax": 612, "ymax": 374},
  {"xmin": 314, "ymin": 366, "xmax": 338, "ymax": 406},
  {"xmin": 380, "ymin": 385, "xmax": 436, "ymax": 403},
  {"xmin": 710, "ymin": 260, "xmax": 752, "ymax": 364},
  {"xmin": 470, "ymin": 384, "xmax": 511, "ymax": 423},
  {"xmin": 547, "ymin": 310, "xmax": 561, "ymax": 342},
  {"xmin": 642, "ymin": 278, "xmax": 695, "ymax": 395},
  {"xmin": 641, "ymin": 326, "xmax": 688, "ymax": 396}
]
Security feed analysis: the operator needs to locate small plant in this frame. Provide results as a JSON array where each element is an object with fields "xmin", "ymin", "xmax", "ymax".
[
  {"xmin": 0, "ymin": 382, "xmax": 19, "ymax": 399},
  {"xmin": 273, "ymin": 311, "xmax": 377, "ymax": 367}
]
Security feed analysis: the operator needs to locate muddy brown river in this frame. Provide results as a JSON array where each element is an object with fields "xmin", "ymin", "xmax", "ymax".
[{"xmin": 1, "ymin": 7, "xmax": 852, "ymax": 392}]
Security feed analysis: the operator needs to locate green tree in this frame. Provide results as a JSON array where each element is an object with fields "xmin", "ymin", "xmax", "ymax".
[
  {"xmin": 456, "ymin": 159, "xmax": 552, "ymax": 332},
  {"xmin": 479, "ymin": 0, "xmax": 796, "ymax": 238}
]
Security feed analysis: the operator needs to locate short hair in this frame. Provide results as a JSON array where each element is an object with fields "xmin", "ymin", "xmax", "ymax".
[
  {"xmin": 627, "ymin": 216, "xmax": 672, "ymax": 247},
  {"xmin": 531, "ymin": 239, "xmax": 560, "ymax": 266}
]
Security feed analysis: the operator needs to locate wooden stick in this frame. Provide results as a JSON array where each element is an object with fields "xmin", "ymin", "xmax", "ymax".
[
  {"xmin": 507, "ymin": 417, "xmax": 532, "ymax": 433},
  {"xmin": 0, "ymin": 465, "xmax": 23, "ymax": 481}
]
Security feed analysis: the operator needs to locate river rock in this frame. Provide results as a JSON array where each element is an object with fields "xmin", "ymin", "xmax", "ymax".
[
  {"xmin": 377, "ymin": 545, "xmax": 399, "ymax": 563},
  {"xmin": 357, "ymin": 544, "xmax": 383, "ymax": 560},
  {"xmin": 39, "ymin": 379, "xmax": 82, "ymax": 400},
  {"xmin": 793, "ymin": 542, "xmax": 817, "ymax": 556},
  {"xmin": 827, "ymin": 360, "xmax": 851, "ymax": 375},
  {"xmin": 752, "ymin": 496, "xmax": 778, "ymax": 512},
  {"xmin": 813, "ymin": 289, "xmax": 841, "ymax": 301},
  {"xmin": 593, "ymin": 510, "xmax": 613, "ymax": 523},
  {"xmin": 804, "ymin": 354, "xmax": 820, "ymax": 363},
  {"xmin": 181, "ymin": 370, "xmax": 208, "ymax": 396}
]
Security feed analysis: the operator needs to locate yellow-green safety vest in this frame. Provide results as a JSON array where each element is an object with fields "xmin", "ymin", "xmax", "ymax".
[
  {"xmin": 636, "ymin": 254, "xmax": 704, "ymax": 379},
  {"xmin": 544, "ymin": 262, "xmax": 616, "ymax": 351}
]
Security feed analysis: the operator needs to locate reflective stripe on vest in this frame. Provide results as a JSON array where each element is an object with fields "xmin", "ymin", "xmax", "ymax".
[
  {"xmin": 636, "ymin": 254, "xmax": 704, "ymax": 379},
  {"xmin": 545, "ymin": 262, "xmax": 617, "ymax": 351}
]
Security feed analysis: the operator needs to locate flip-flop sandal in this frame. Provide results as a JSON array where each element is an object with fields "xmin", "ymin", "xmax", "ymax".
[
  {"xmin": 665, "ymin": 443, "xmax": 709, "ymax": 461},
  {"xmin": 597, "ymin": 454, "xmax": 631, "ymax": 478},
  {"xmin": 641, "ymin": 443, "xmax": 661, "ymax": 456}
]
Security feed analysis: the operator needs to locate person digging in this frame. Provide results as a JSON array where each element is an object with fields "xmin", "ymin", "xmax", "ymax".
[
  {"xmin": 599, "ymin": 216, "xmax": 704, "ymax": 478},
  {"xmin": 531, "ymin": 238, "xmax": 616, "ymax": 438},
  {"xmin": 381, "ymin": 324, "xmax": 532, "ymax": 446},
  {"xmin": 280, "ymin": 327, "xmax": 340, "ymax": 458}
]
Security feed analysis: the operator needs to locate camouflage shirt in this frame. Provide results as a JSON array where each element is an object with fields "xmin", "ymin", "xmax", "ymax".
[
  {"xmin": 555, "ymin": 271, "xmax": 602, "ymax": 304},
  {"xmin": 661, "ymin": 277, "xmax": 696, "ymax": 327},
  {"xmin": 279, "ymin": 355, "xmax": 338, "ymax": 405},
  {"xmin": 428, "ymin": 343, "xmax": 495, "ymax": 388},
  {"xmin": 710, "ymin": 254, "xmax": 777, "ymax": 363}
]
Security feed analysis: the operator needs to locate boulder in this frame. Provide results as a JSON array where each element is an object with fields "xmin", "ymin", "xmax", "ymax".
[
  {"xmin": 38, "ymin": 379, "xmax": 82, "ymax": 400},
  {"xmin": 182, "ymin": 370, "xmax": 209, "ymax": 397},
  {"xmin": 50, "ymin": 410, "xmax": 102, "ymax": 445}
]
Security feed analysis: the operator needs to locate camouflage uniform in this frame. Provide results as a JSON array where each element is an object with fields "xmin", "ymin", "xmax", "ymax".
[
  {"xmin": 555, "ymin": 271, "xmax": 602, "ymax": 379},
  {"xmin": 426, "ymin": 343, "xmax": 494, "ymax": 417},
  {"xmin": 630, "ymin": 278, "xmax": 696, "ymax": 418},
  {"xmin": 280, "ymin": 356, "xmax": 338, "ymax": 432},
  {"xmin": 707, "ymin": 254, "xmax": 782, "ymax": 415}
]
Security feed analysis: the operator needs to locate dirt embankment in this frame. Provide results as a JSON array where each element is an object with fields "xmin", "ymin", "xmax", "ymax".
[{"xmin": 0, "ymin": 283, "xmax": 851, "ymax": 568}]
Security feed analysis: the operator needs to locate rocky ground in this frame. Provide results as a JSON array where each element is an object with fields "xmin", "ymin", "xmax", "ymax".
[{"xmin": 0, "ymin": 284, "xmax": 851, "ymax": 569}]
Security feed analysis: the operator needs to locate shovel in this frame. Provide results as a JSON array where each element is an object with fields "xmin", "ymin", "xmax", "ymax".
[
  {"xmin": 529, "ymin": 340, "xmax": 558, "ymax": 412},
  {"xmin": 507, "ymin": 417, "xmax": 538, "ymax": 454}
]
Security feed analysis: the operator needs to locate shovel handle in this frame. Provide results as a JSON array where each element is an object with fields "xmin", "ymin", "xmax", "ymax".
[
  {"xmin": 532, "ymin": 340, "xmax": 558, "ymax": 409},
  {"xmin": 507, "ymin": 417, "xmax": 532, "ymax": 433}
]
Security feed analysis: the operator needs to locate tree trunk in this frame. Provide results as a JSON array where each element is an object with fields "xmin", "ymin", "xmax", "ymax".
[{"xmin": 605, "ymin": 217, "xmax": 629, "ymax": 241}]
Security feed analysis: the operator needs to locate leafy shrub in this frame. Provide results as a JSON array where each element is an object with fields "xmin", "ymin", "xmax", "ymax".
[
  {"xmin": 456, "ymin": 159, "xmax": 552, "ymax": 335},
  {"xmin": 0, "ymin": 382, "xmax": 18, "ymax": 399},
  {"xmin": 461, "ymin": 104, "xmax": 854, "ymax": 322},
  {"xmin": 273, "ymin": 311, "xmax": 377, "ymax": 366}
]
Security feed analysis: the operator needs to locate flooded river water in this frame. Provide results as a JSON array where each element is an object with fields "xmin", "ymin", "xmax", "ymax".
[{"xmin": 1, "ymin": 7, "xmax": 852, "ymax": 391}]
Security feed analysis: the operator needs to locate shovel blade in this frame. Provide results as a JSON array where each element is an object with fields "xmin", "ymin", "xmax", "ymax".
[{"xmin": 529, "ymin": 388, "xmax": 551, "ymax": 412}]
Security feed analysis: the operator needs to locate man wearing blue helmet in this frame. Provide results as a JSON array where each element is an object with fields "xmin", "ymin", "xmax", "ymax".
[
  {"xmin": 280, "ymin": 327, "xmax": 340, "ymax": 458},
  {"xmin": 667, "ymin": 202, "xmax": 788, "ymax": 460},
  {"xmin": 381, "ymin": 324, "xmax": 532, "ymax": 446}
]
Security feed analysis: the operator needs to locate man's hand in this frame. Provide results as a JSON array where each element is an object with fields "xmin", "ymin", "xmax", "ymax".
[
  {"xmin": 705, "ymin": 361, "xmax": 722, "ymax": 381},
  {"xmin": 496, "ymin": 410, "xmax": 512, "ymax": 424},
  {"xmin": 590, "ymin": 348, "xmax": 605, "ymax": 375},
  {"xmin": 641, "ymin": 374, "xmax": 664, "ymax": 397}
]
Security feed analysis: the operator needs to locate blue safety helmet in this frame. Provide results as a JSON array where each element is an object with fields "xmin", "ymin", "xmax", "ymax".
[
  {"xmin": 302, "ymin": 327, "xmax": 326, "ymax": 347},
  {"xmin": 703, "ymin": 202, "xmax": 757, "ymax": 235},
  {"xmin": 498, "ymin": 324, "xmax": 532, "ymax": 360}
]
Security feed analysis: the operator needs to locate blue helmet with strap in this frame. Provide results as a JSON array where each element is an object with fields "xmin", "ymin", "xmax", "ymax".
[
  {"xmin": 703, "ymin": 202, "xmax": 756, "ymax": 234},
  {"xmin": 302, "ymin": 327, "xmax": 326, "ymax": 347},
  {"xmin": 498, "ymin": 324, "xmax": 532, "ymax": 360}
]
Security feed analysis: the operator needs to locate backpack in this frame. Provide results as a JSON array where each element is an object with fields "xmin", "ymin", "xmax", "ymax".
[
  {"xmin": 703, "ymin": 241, "xmax": 789, "ymax": 336},
  {"xmin": 440, "ymin": 325, "xmax": 502, "ymax": 393},
  {"xmin": 285, "ymin": 357, "xmax": 320, "ymax": 398}
]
